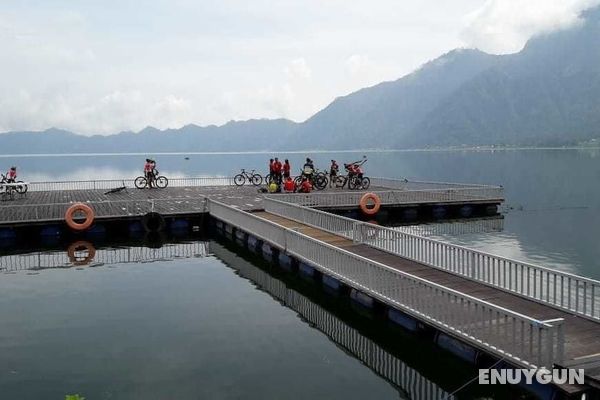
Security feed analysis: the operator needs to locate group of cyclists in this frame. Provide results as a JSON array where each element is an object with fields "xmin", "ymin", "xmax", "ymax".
[
  {"xmin": 138, "ymin": 155, "xmax": 366, "ymax": 192},
  {"xmin": 265, "ymin": 156, "xmax": 367, "ymax": 193}
]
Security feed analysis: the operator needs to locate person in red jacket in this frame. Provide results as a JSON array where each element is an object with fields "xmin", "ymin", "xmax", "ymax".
[
  {"xmin": 144, "ymin": 159, "xmax": 155, "ymax": 188},
  {"xmin": 283, "ymin": 176, "xmax": 295, "ymax": 192},
  {"xmin": 283, "ymin": 159, "xmax": 291, "ymax": 179},
  {"xmin": 268, "ymin": 158, "xmax": 274, "ymax": 177},
  {"xmin": 299, "ymin": 177, "xmax": 312, "ymax": 193},
  {"xmin": 273, "ymin": 157, "xmax": 283, "ymax": 184},
  {"xmin": 6, "ymin": 166, "xmax": 17, "ymax": 183}
]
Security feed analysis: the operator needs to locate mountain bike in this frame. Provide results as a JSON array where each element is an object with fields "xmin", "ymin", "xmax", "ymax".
[
  {"xmin": 294, "ymin": 169, "xmax": 328, "ymax": 190},
  {"xmin": 234, "ymin": 169, "xmax": 263, "ymax": 186},
  {"xmin": 135, "ymin": 170, "xmax": 169, "ymax": 189},
  {"xmin": 0, "ymin": 174, "xmax": 28, "ymax": 194},
  {"xmin": 334, "ymin": 158, "xmax": 370, "ymax": 190},
  {"xmin": 334, "ymin": 174, "xmax": 370, "ymax": 190}
]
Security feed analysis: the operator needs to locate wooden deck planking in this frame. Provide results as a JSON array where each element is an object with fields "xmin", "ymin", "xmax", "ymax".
[{"xmin": 254, "ymin": 211, "xmax": 600, "ymax": 364}]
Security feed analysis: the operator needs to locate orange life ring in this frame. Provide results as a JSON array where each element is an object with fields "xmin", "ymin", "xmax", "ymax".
[
  {"xmin": 359, "ymin": 193, "xmax": 381, "ymax": 215},
  {"xmin": 65, "ymin": 203, "xmax": 95, "ymax": 231},
  {"xmin": 67, "ymin": 240, "xmax": 96, "ymax": 266}
]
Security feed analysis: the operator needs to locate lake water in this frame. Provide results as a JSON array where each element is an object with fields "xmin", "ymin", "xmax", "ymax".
[
  {"xmin": 2, "ymin": 148, "xmax": 598, "ymax": 278},
  {"xmin": 0, "ymin": 238, "xmax": 531, "ymax": 399},
  {"xmin": 0, "ymin": 149, "xmax": 597, "ymax": 399}
]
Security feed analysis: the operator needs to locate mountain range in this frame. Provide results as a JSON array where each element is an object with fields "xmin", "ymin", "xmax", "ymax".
[{"xmin": 2, "ymin": 6, "xmax": 600, "ymax": 153}]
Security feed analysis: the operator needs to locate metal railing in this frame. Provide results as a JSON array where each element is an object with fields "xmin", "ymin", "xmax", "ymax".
[
  {"xmin": 371, "ymin": 177, "xmax": 503, "ymax": 191},
  {"xmin": 264, "ymin": 198, "xmax": 600, "ymax": 322},
  {"xmin": 26, "ymin": 176, "xmax": 234, "ymax": 192},
  {"xmin": 268, "ymin": 187, "xmax": 503, "ymax": 208},
  {"xmin": 208, "ymin": 198, "xmax": 564, "ymax": 368},
  {"xmin": 0, "ymin": 196, "xmax": 207, "ymax": 224}
]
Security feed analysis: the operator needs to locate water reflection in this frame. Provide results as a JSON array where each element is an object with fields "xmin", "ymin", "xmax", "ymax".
[
  {"xmin": 0, "ymin": 236, "xmax": 533, "ymax": 399},
  {"xmin": 0, "ymin": 240, "xmax": 210, "ymax": 272},
  {"xmin": 390, "ymin": 216, "xmax": 504, "ymax": 238},
  {"xmin": 211, "ymin": 241, "xmax": 454, "ymax": 400}
]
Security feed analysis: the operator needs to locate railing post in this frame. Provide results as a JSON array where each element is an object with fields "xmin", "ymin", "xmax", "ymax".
[{"xmin": 353, "ymin": 222, "xmax": 363, "ymax": 244}]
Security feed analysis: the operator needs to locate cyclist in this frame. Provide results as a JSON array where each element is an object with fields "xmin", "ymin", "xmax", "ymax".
[
  {"xmin": 144, "ymin": 159, "xmax": 155, "ymax": 188},
  {"xmin": 303, "ymin": 158, "xmax": 314, "ymax": 181},
  {"xmin": 273, "ymin": 157, "xmax": 283, "ymax": 184},
  {"xmin": 268, "ymin": 158, "xmax": 274, "ymax": 178},
  {"xmin": 299, "ymin": 176, "xmax": 312, "ymax": 193},
  {"xmin": 283, "ymin": 176, "xmax": 295, "ymax": 192},
  {"xmin": 329, "ymin": 160, "xmax": 339, "ymax": 187},
  {"xmin": 283, "ymin": 159, "xmax": 291, "ymax": 179},
  {"xmin": 6, "ymin": 166, "xmax": 17, "ymax": 183}
]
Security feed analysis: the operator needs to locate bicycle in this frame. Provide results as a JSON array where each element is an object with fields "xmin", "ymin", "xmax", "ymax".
[
  {"xmin": 234, "ymin": 169, "xmax": 263, "ymax": 186},
  {"xmin": 0, "ymin": 174, "xmax": 28, "ymax": 194},
  {"xmin": 294, "ymin": 169, "xmax": 328, "ymax": 191},
  {"xmin": 134, "ymin": 169, "xmax": 169, "ymax": 189},
  {"xmin": 334, "ymin": 174, "xmax": 370, "ymax": 190},
  {"xmin": 334, "ymin": 158, "xmax": 370, "ymax": 190}
]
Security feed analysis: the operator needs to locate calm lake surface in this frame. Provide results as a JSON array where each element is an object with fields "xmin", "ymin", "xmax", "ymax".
[
  {"xmin": 0, "ymin": 239, "xmax": 530, "ymax": 399},
  {"xmin": 0, "ymin": 149, "xmax": 597, "ymax": 399}
]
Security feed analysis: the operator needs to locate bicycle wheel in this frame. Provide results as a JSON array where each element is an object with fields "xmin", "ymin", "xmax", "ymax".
[
  {"xmin": 294, "ymin": 176, "xmax": 303, "ymax": 187},
  {"xmin": 15, "ymin": 181, "xmax": 28, "ymax": 194},
  {"xmin": 134, "ymin": 176, "xmax": 147, "ymax": 189},
  {"xmin": 155, "ymin": 176, "xmax": 169, "ymax": 188},
  {"xmin": 251, "ymin": 174, "xmax": 263, "ymax": 186},
  {"xmin": 361, "ymin": 177, "xmax": 371, "ymax": 190},
  {"xmin": 348, "ymin": 176, "xmax": 359, "ymax": 190},
  {"xmin": 334, "ymin": 176, "xmax": 346, "ymax": 189},
  {"xmin": 234, "ymin": 174, "xmax": 246, "ymax": 186},
  {"xmin": 314, "ymin": 174, "xmax": 328, "ymax": 190}
]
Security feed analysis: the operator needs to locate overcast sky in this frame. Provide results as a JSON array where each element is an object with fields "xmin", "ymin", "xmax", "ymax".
[{"xmin": 0, "ymin": 0, "xmax": 598, "ymax": 135}]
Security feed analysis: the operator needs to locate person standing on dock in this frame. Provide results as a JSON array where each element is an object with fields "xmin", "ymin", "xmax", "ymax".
[
  {"xmin": 144, "ymin": 159, "xmax": 154, "ymax": 188},
  {"xmin": 303, "ymin": 158, "xmax": 314, "ymax": 181},
  {"xmin": 283, "ymin": 159, "xmax": 291, "ymax": 180},
  {"xmin": 6, "ymin": 166, "xmax": 17, "ymax": 183},
  {"xmin": 273, "ymin": 157, "xmax": 282, "ymax": 184},
  {"xmin": 329, "ymin": 160, "xmax": 339, "ymax": 188},
  {"xmin": 268, "ymin": 158, "xmax": 274, "ymax": 181}
]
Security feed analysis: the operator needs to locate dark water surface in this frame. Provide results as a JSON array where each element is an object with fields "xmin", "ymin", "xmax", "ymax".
[{"xmin": 0, "ymin": 238, "xmax": 531, "ymax": 399}]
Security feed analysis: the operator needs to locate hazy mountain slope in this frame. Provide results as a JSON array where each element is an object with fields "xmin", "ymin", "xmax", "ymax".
[
  {"xmin": 295, "ymin": 49, "xmax": 500, "ymax": 149},
  {"xmin": 406, "ymin": 7, "xmax": 600, "ymax": 147}
]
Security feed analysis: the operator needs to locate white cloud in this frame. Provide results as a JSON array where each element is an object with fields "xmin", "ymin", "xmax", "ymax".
[
  {"xmin": 461, "ymin": 0, "xmax": 600, "ymax": 54},
  {"xmin": 285, "ymin": 58, "xmax": 312, "ymax": 81}
]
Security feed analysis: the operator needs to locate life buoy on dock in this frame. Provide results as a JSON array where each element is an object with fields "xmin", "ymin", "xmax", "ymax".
[
  {"xmin": 65, "ymin": 203, "xmax": 95, "ymax": 231},
  {"xmin": 142, "ymin": 212, "xmax": 166, "ymax": 233},
  {"xmin": 359, "ymin": 193, "xmax": 381, "ymax": 215},
  {"xmin": 67, "ymin": 240, "xmax": 96, "ymax": 266}
]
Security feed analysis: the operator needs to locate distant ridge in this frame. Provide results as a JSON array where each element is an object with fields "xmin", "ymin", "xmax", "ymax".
[{"xmin": 2, "ymin": 6, "xmax": 600, "ymax": 153}]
